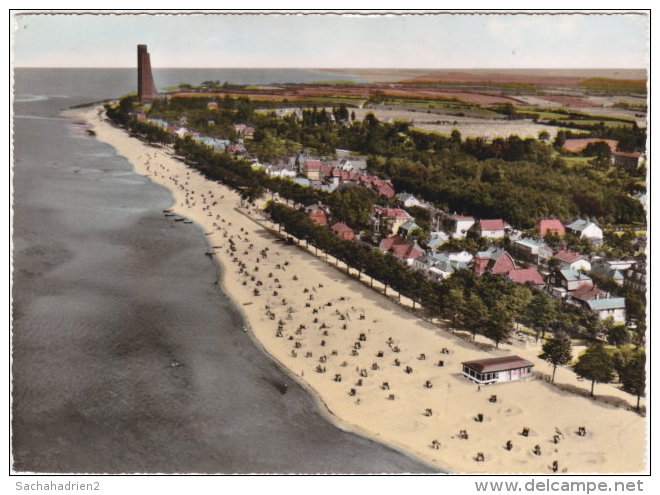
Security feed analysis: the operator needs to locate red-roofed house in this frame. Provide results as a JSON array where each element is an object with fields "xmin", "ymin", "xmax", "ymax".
[
  {"xmin": 469, "ymin": 219, "xmax": 511, "ymax": 239},
  {"xmin": 304, "ymin": 160, "xmax": 324, "ymax": 181},
  {"xmin": 472, "ymin": 247, "xmax": 517, "ymax": 276},
  {"xmin": 506, "ymin": 267, "xmax": 544, "ymax": 286},
  {"xmin": 614, "ymin": 150, "xmax": 644, "ymax": 169},
  {"xmin": 375, "ymin": 182, "xmax": 396, "ymax": 198},
  {"xmin": 330, "ymin": 221, "xmax": 356, "ymax": 241},
  {"xmin": 379, "ymin": 236, "xmax": 424, "ymax": 265},
  {"xmin": 553, "ymin": 249, "xmax": 591, "ymax": 271},
  {"xmin": 305, "ymin": 203, "xmax": 330, "ymax": 226},
  {"xmin": 570, "ymin": 283, "xmax": 605, "ymax": 303},
  {"xmin": 376, "ymin": 207, "xmax": 414, "ymax": 235},
  {"xmin": 320, "ymin": 163, "xmax": 334, "ymax": 178},
  {"xmin": 537, "ymin": 217, "xmax": 565, "ymax": 236}
]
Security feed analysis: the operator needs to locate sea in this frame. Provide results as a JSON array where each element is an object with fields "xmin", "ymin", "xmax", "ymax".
[{"xmin": 11, "ymin": 68, "xmax": 433, "ymax": 473}]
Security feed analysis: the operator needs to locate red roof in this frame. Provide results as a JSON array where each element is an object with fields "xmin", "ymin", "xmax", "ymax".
[
  {"xmin": 537, "ymin": 218, "xmax": 565, "ymax": 236},
  {"xmin": 391, "ymin": 243, "xmax": 424, "ymax": 260},
  {"xmin": 562, "ymin": 138, "xmax": 618, "ymax": 154},
  {"xmin": 376, "ymin": 183, "xmax": 396, "ymax": 198},
  {"xmin": 554, "ymin": 249, "xmax": 584, "ymax": 263},
  {"xmin": 305, "ymin": 160, "xmax": 323, "ymax": 170},
  {"xmin": 571, "ymin": 283, "xmax": 605, "ymax": 301},
  {"xmin": 379, "ymin": 236, "xmax": 423, "ymax": 260},
  {"xmin": 478, "ymin": 219, "xmax": 508, "ymax": 231},
  {"xmin": 377, "ymin": 208, "xmax": 411, "ymax": 219},
  {"xmin": 379, "ymin": 235, "xmax": 406, "ymax": 251},
  {"xmin": 462, "ymin": 355, "xmax": 534, "ymax": 373},
  {"xmin": 330, "ymin": 221, "xmax": 354, "ymax": 234},
  {"xmin": 507, "ymin": 267, "xmax": 544, "ymax": 285},
  {"xmin": 614, "ymin": 150, "xmax": 643, "ymax": 158}
]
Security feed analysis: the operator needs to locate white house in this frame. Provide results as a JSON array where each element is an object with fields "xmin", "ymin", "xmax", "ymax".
[
  {"xmin": 461, "ymin": 355, "xmax": 534, "ymax": 385},
  {"xmin": 566, "ymin": 218, "xmax": 603, "ymax": 244},
  {"xmin": 412, "ymin": 251, "xmax": 472, "ymax": 280},
  {"xmin": 586, "ymin": 297, "xmax": 626, "ymax": 324},
  {"xmin": 553, "ymin": 249, "xmax": 592, "ymax": 272},
  {"xmin": 396, "ymin": 192, "xmax": 425, "ymax": 208},
  {"xmin": 511, "ymin": 238, "xmax": 553, "ymax": 265},
  {"xmin": 469, "ymin": 219, "xmax": 511, "ymax": 239},
  {"xmin": 445, "ymin": 214, "xmax": 476, "ymax": 239}
]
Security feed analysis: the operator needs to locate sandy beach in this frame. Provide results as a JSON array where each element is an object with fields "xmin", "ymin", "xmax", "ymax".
[{"xmin": 72, "ymin": 105, "xmax": 647, "ymax": 474}]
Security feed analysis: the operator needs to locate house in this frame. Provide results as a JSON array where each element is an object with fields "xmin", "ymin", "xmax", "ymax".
[
  {"xmin": 207, "ymin": 101, "xmax": 219, "ymax": 110},
  {"xmin": 304, "ymin": 160, "xmax": 324, "ymax": 181},
  {"xmin": 469, "ymin": 219, "xmax": 511, "ymax": 239},
  {"xmin": 506, "ymin": 267, "xmax": 545, "ymax": 287},
  {"xmin": 330, "ymin": 221, "xmax": 356, "ymax": 241},
  {"xmin": 537, "ymin": 217, "xmax": 565, "ymax": 237},
  {"xmin": 234, "ymin": 124, "xmax": 255, "ymax": 137},
  {"xmin": 472, "ymin": 247, "xmax": 517, "ymax": 276},
  {"xmin": 566, "ymin": 218, "xmax": 603, "ymax": 245},
  {"xmin": 226, "ymin": 143, "xmax": 245, "ymax": 154},
  {"xmin": 194, "ymin": 135, "xmax": 229, "ymax": 151},
  {"xmin": 613, "ymin": 150, "xmax": 644, "ymax": 169},
  {"xmin": 553, "ymin": 249, "xmax": 592, "ymax": 272},
  {"xmin": 265, "ymin": 160, "xmax": 297, "ymax": 178},
  {"xmin": 305, "ymin": 203, "xmax": 330, "ymax": 226},
  {"xmin": 426, "ymin": 231, "xmax": 449, "ymax": 252},
  {"xmin": 338, "ymin": 156, "xmax": 368, "ymax": 172},
  {"xmin": 586, "ymin": 297, "xmax": 626, "ymax": 324},
  {"xmin": 511, "ymin": 238, "xmax": 553, "ymax": 265},
  {"xmin": 379, "ymin": 236, "xmax": 424, "ymax": 265},
  {"xmin": 624, "ymin": 262, "xmax": 646, "ymax": 294},
  {"xmin": 398, "ymin": 220, "xmax": 420, "ymax": 237},
  {"xmin": 375, "ymin": 182, "xmax": 396, "ymax": 199},
  {"xmin": 173, "ymin": 126, "xmax": 191, "ymax": 138},
  {"xmin": 554, "ymin": 269, "xmax": 593, "ymax": 293},
  {"xmin": 591, "ymin": 259, "xmax": 633, "ymax": 286},
  {"xmin": 375, "ymin": 207, "xmax": 414, "ymax": 236},
  {"xmin": 412, "ymin": 251, "xmax": 472, "ymax": 280},
  {"xmin": 461, "ymin": 355, "xmax": 534, "ymax": 385},
  {"xmin": 396, "ymin": 192, "xmax": 426, "ymax": 208},
  {"xmin": 444, "ymin": 213, "xmax": 476, "ymax": 239},
  {"xmin": 568, "ymin": 283, "xmax": 606, "ymax": 307}
]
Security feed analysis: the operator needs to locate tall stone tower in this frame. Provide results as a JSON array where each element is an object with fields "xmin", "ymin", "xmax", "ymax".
[{"xmin": 137, "ymin": 44, "xmax": 156, "ymax": 103}]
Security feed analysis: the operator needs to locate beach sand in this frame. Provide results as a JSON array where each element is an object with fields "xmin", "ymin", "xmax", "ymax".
[{"xmin": 71, "ymin": 106, "xmax": 647, "ymax": 474}]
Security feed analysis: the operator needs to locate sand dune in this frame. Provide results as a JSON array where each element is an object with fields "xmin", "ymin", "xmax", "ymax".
[{"xmin": 70, "ymin": 106, "xmax": 647, "ymax": 474}]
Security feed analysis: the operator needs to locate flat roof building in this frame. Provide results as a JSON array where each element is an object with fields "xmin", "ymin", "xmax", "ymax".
[{"xmin": 461, "ymin": 355, "xmax": 534, "ymax": 384}]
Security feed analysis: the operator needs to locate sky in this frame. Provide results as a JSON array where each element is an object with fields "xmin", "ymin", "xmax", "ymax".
[{"xmin": 11, "ymin": 11, "xmax": 650, "ymax": 69}]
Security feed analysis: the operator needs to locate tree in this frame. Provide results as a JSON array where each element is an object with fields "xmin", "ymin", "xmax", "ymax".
[
  {"xmin": 573, "ymin": 344, "xmax": 614, "ymax": 397},
  {"xmin": 484, "ymin": 300, "xmax": 515, "ymax": 348},
  {"xmin": 462, "ymin": 292, "xmax": 488, "ymax": 341},
  {"xmin": 619, "ymin": 351, "xmax": 646, "ymax": 411},
  {"xmin": 327, "ymin": 186, "xmax": 375, "ymax": 229},
  {"xmin": 444, "ymin": 287, "xmax": 466, "ymax": 331},
  {"xmin": 539, "ymin": 334, "xmax": 572, "ymax": 383},
  {"xmin": 523, "ymin": 292, "xmax": 557, "ymax": 342},
  {"xmin": 607, "ymin": 324, "xmax": 630, "ymax": 347}
]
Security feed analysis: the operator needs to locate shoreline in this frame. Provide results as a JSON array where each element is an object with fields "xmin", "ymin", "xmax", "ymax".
[{"xmin": 70, "ymin": 105, "xmax": 646, "ymax": 474}]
